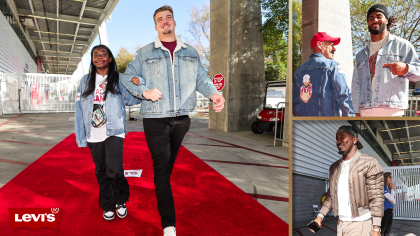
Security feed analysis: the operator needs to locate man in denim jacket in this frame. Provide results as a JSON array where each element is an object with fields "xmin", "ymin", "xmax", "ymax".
[
  {"xmin": 293, "ymin": 32, "xmax": 355, "ymax": 116},
  {"xmin": 121, "ymin": 5, "xmax": 225, "ymax": 236},
  {"xmin": 352, "ymin": 4, "xmax": 420, "ymax": 117}
]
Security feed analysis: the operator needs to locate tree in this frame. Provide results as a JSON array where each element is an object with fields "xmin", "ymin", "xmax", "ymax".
[
  {"xmin": 292, "ymin": 0, "xmax": 302, "ymax": 76},
  {"xmin": 261, "ymin": 0, "xmax": 289, "ymax": 81},
  {"xmin": 350, "ymin": 0, "xmax": 420, "ymax": 55},
  {"xmin": 186, "ymin": 5, "xmax": 210, "ymax": 70},
  {"xmin": 115, "ymin": 46, "xmax": 139, "ymax": 74},
  {"xmin": 261, "ymin": 0, "xmax": 304, "ymax": 81}
]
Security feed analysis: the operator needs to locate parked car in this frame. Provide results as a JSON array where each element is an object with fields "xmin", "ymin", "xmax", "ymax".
[{"xmin": 412, "ymin": 88, "xmax": 420, "ymax": 96}]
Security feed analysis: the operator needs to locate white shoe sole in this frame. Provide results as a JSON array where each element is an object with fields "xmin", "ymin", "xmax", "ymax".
[
  {"xmin": 103, "ymin": 213, "xmax": 115, "ymax": 221},
  {"xmin": 116, "ymin": 210, "xmax": 127, "ymax": 218}
]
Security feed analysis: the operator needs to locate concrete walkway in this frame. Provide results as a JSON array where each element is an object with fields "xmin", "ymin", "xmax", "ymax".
[{"xmin": 0, "ymin": 112, "xmax": 289, "ymax": 223}]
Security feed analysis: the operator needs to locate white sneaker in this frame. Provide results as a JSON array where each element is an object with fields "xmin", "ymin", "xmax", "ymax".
[
  {"xmin": 163, "ymin": 226, "xmax": 176, "ymax": 236},
  {"xmin": 103, "ymin": 211, "xmax": 114, "ymax": 221},
  {"xmin": 116, "ymin": 203, "xmax": 127, "ymax": 218}
]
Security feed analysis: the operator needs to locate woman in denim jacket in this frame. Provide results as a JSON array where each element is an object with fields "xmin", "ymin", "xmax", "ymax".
[{"xmin": 74, "ymin": 45, "xmax": 141, "ymax": 221}]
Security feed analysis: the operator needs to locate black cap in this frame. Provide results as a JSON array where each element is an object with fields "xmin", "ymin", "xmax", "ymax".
[
  {"xmin": 336, "ymin": 126, "xmax": 363, "ymax": 150},
  {"xmin": 367, "ymin": 4, "xmax": 388, "ymax": 21}
]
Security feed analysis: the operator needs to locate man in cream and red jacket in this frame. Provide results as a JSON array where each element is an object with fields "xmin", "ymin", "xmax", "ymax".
[{"xmin": 310, "ymin": 126, "xmax": 384, "ymax": 236}]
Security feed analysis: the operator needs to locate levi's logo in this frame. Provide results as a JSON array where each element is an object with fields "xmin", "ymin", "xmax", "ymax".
[{"xmin": 9, "ymin": 208, "xmax": 61, "ymax": 229}]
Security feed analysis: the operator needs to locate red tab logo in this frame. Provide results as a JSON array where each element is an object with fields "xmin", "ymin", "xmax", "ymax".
[{"xmin": 9, "ymin": 208, "xmax": 61, "ymax": 230}]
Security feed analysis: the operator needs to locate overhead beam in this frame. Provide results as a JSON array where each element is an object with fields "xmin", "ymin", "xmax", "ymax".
[
  {"xmin": 68, "ymin": 0, "xmax": 87, "ymax": 74},
  {"xmin": 17, "ymin": 8, "xmax": 100, "ymax": 26},
  {"xmin": 30, "ymin": 37, "xmax": 89, "ymax": 45},
  {"xmin": 383, "ymin": 135, "xmax": 420, "ymax": 144},
  {"xmin": 78, "ymin": 26, "xmax": 95, "ymax": 32},
  {"xmin": 393, "ymin": 153, "xmax": 420, "ymax": 159},
  {"xmin": 27, "ymin": 0, "xmax": 46, "ymax": 53},
  {"xmin": 405, "ymin": 120, "xmax": 413, "ymax": 158},
  {"xmin": 38, "ymin": 51, "xmax": 83, "ymax": 57},
  {"xmin": 84, "ymin": 6, "xmax": 105, "ymax": 13},
  {"xmin": 361, "ymin": 120, "xmax": 392, "ymax": 163},
  {"xmin": 383, "ymin": 121, "xmax": 401, "ymax": 159}
]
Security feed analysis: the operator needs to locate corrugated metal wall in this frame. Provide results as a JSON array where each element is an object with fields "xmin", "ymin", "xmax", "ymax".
[
  {"xmin": 0, "ymin": 12, "xmax": 36, "ymax": 73},
  {"xmin": 293, "ymin": 120, "xmax": 389, "ymax": 180}
]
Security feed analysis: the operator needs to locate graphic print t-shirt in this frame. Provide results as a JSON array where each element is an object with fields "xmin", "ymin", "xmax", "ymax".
[
  {"xmin": 300, "ymin": 84, "xmax": 312, "ymax": 95},
  {"xmin": 87, "ymin": 74, "xmax": 125, "ymax": 143}
]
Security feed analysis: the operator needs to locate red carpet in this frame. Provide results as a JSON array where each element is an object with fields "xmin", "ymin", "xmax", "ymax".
[{"xmin": 0, "ymin": 132, "xmax": 288, "ymax": 235}]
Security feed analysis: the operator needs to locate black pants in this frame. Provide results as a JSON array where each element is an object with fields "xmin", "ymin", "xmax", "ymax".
[
  {"xmin": 143, "ymin": 116, "xmax": 191, "ymax": 229},
  {"xmin": 381, "ymin": 208, "xmax": 393, "ymax": 236},
  {"xmin": 88, "ymin": 136, "xmax": 130, "ymax": 212}
]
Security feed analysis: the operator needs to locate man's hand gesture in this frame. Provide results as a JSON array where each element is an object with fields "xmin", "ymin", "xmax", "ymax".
[
  {"xmin": 211, "ymin": 94, "xmax": 225, "ymax": 113},
  {"xmin": 143, "ymin": 89, "xmax": 162, "ymax": 102},
  {"xmin": 383, "ymin": 62, "xmax": 409, "ymax": 76}
]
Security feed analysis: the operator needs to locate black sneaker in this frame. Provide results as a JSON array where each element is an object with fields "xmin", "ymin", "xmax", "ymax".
[
  {"xmin": 116, "ymin": 203, "xmax": 127, "ymax": 218},
  {"xmin": 103, "ymin": 211, "xmax": 114, "ymax": 221}
]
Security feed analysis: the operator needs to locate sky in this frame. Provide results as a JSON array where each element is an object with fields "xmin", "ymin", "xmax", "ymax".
[{"xmin": 92, "ymin": 0, "xmax": 210, "ymax": 56}]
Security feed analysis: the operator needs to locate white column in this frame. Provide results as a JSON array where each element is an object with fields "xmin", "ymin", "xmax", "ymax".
[{"xmin": 99, "ymin": 21, "xmax": 110, "ymax": 47}]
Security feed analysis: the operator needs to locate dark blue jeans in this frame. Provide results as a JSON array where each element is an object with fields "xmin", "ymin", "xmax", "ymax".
[{"xmin": 143, "ymin": 116, "xmax": 191, "ymax": 229}]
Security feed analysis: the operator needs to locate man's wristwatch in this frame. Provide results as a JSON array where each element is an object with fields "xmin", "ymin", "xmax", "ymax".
[{"xmin": 373, "ymin": 228, "xmax": 381, "ymax": 233}]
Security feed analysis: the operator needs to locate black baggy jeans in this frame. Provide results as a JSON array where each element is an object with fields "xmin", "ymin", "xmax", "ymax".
[
  {"xmin": 143, "ymin": 115, "xmax": 191, "ymax": 229},
  {"xmin": 88, "ymin": 136, "xmax": 130, "ymax": 212},
  {"xmin": 381, "ymin": 208, "xmax": 393, "ymax": 236}
]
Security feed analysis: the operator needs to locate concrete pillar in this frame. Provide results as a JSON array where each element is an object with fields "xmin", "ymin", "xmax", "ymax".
[
  {"xmin": 209, "ymin": 0, "xmax": 266, "ymax": 132},
  {"xmin": 302, "ymin": 0, "xmax": 353, "ymax": 88}
]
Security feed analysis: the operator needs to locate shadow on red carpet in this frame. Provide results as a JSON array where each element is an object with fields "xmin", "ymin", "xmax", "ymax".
[{"xmin": 0, "ymin": 132, "xmax": 288, "ymax": 235}]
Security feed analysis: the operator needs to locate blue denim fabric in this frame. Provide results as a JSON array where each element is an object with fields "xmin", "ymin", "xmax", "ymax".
[
  {"xmin": 352, "ymin": 34, "xmax": 420, "ymax": 113},
  {"xmin": 74, "ymin": 73, "xmax": 142, "ymax": 147},
  {"xmin": 293, "ymin": 53, "xmax": 355, "ymax": 116},
  {"xmin": 121, "ymin": 37, "xmax": 219, "ymax": 118}
]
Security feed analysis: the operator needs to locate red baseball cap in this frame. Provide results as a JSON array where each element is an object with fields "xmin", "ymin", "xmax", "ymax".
[{"xmin": 310, "ymin": 32, "xmax": 341, "ymax": 49}]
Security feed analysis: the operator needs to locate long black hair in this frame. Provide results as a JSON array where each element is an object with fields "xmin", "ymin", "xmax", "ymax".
[{"xmin": 82, "ymin": 44, "xmax": 120, "ymax": 100}]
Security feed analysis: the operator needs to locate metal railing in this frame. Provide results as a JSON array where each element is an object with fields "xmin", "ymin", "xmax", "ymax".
[
  {"xmin": 406, "ymin": 95, "xmax": 420, "ymax": 117},
  {"xmin": 274, "ymin": 101, "xmax": 287, "ymax": 146},
  {"xmin": 383, "ymin": 166, "xmax": 420, "ymax": 221},
  {"xmin": 0, "ymin": 72, "xmax": 20, "ymax": 114},
  {"xmin": 20, "ymin": 73, "xmax": 79, "ymax": 113}
]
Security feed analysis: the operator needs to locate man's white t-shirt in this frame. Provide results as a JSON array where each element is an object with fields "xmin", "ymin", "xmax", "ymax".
[
  {"xmin": 87, "ymin": 74, "xmax": 125, "ymax": 143},
  {"xmin": 337, "ymin": 159, "xmax": 371, "ymax": 222},
  {"xmin": 361, "ymin": 34, "xmax": 404, "ymax": 117}
]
